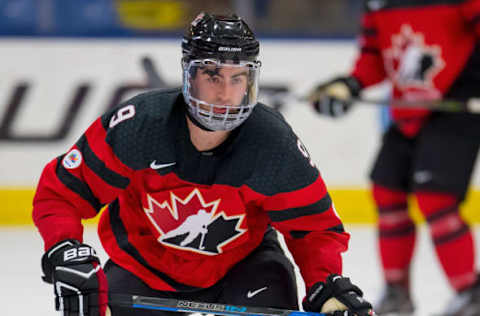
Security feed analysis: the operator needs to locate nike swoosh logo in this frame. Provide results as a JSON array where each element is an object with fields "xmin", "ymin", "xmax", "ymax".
[
  {"xmin": 150, "ymin": 161, "xmax": 176, "ymax": 170},
  {"xmin": 247, "ymin": 286, "xmax": 268, "ymax": 298},
  {"xmin": 414, "ymin": 170, "xmax": 432, "ymax": 184}
]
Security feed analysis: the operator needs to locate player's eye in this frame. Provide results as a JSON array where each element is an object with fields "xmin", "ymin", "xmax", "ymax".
[
  {"xmin": 207, "ymin": 76, "xmax": 221, "ymax": 84},
  {"xmin": 232, "ymin": 77, "xmax": 244, "ymax": 85}
]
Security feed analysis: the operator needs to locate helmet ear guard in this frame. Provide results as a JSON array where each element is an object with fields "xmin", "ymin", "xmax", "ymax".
[{"xmin": 181, "ymin": 13, "xmax": 261, "ymax": 131}]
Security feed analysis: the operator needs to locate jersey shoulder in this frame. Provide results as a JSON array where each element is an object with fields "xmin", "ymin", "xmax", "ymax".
[
  {"xmin": 240, "ymin": 104, "xmax": 319, "ymax": 195},
  {"xmin": 245, "ymin": 103, "xmax": 295, "ymax": 145},
  {"xmin": 102, "ymin": 87, "xmax": 181, "ymax": 126},
  {"xmin": 100, "ymin": 88, "xmax": 182, "ymax": 170}
]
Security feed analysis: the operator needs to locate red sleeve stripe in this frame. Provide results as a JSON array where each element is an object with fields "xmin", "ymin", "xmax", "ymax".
[
  {"xmin": 289, "ymin": 230, "xmax": 311, "ymax": 239},
  {"xmin": 75, "ymin": 135, "xmax": 130, "ymax": 189},
  {"xmin": 86, "ymin": 118, "xmax": 133, "ymax": 177},
  {"xmin": 289, "ymin": 224, "xmax": 345, "ymax": 239},
  {"xmin": 263, "ymin": 176, "xmax": 328, "ymax": 211},
  {"xmin": 55, "ymin": 156, "xmax": 103, "ymax": 212},
  {"xmin": 327, "ymin": 224, "xmax": 346, "ymax": 234},
  {"xmin": 267, "ymin": 193, "xmax": 332, "ymax": 222}
]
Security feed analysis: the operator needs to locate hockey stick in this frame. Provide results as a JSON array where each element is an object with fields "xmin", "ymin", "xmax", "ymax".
[
  {"xmin": 108, "ymin": 293, "xmax": 328, "ymax": 316},
  {"xmin": 140, "ymin": 55, "xmax": 480, "ymax": 113},
  {"xmin": 297, "ymin": 94, "xmax": 480, "ymax": 113},
  {"xmin": 352, "ymin": 97, "xmax": 480, "ymax": 113},
  {"xmin": 141, "ymin": 55, "xmax": 170, "ymax": 89}
]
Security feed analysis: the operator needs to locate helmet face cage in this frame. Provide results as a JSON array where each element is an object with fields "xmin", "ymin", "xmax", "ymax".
[{"xmin": 182, "ymin": 58, "xmax": 261, "ymax": 131}]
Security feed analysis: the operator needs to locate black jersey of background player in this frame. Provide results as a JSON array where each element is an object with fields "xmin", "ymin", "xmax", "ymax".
[{"xmin": 33, "ymin": 87, "xmax": 348, "ymax": 292}]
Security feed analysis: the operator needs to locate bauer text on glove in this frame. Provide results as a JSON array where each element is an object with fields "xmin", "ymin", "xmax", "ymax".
[{"xmin": 41, "ymin": 239, "xmax": 108, "ymax": 316}]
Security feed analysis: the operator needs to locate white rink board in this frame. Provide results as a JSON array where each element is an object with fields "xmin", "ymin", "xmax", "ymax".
[{"xmin": 0, "ymin": 38, "xmax": 478, "ymax": 188}]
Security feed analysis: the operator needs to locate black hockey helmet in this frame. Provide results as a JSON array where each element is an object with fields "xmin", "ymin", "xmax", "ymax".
[
  {"xmin": 182, "ymin": 12, "xmax": 260, "ymax": 62},
  {"xmin": 181, "ymin": 13, "xmax": 261, "ymax": 131}
]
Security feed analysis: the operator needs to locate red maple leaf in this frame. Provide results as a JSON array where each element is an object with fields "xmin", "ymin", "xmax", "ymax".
[{"xmin": 144, "ymin": 188, "xmax": 220, "ymax": 236}]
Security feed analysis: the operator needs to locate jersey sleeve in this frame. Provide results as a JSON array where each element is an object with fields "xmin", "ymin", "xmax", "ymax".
[
  {"xmin": 33, "ymin": 108, "xmax": 135, "ymax": 250},
  {"xmin": 262, "ymin": 134, "xmax": 350, "ymax": 289},
  {"xmin": 461, "ymin": 0, "xmax": 480, "ymax": 38},
  {"xmin": 351, "ymin": 8, "xmax": 387, "ymax": 88}
]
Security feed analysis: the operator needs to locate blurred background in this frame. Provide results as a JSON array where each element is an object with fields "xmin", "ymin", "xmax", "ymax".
[
  {"xmin": 0, "ymin": 0, "xmax": 362, "ymax": 37},
  {"xmin": 1, "ymin": 1, "xmax": 479, "ymax": 315}
]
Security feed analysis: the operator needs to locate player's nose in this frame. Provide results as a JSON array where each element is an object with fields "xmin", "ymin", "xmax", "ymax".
[{"xmin": 216, "ymin": 83, "xmax": 234, "ymax": 105}]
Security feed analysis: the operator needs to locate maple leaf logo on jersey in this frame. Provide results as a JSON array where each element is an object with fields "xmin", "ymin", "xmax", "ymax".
[
  {"xmin": 384, "ymin": 24, "xmax": 445, "ymax": 93},
  {"xmin": 143, "ymin": 189, "xmax": 246, "ymax": 255}
]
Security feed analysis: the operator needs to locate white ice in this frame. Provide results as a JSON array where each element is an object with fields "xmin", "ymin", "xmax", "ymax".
[{"xmin": 2, "ymin": 225, "xmax": 479, "ymax": 316}]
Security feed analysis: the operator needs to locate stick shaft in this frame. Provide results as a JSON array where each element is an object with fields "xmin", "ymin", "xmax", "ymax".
[
  {"xmin": 297, "ymin": 94, "xmax": 480, "ymax": 113},
  {"xmin": 139, "ymin": 55, "xmax": 480, "ymax": 114},
  {"xmin": 354, "ymin": 97, "xmax": 478, "ymax": 113},
  {"xmin": 141, "ymin": 56, "xmax": 167, "ymax": 88},
  {"xmin": 109, "ymin": 294, "xmax": 326, "ymax": 316}
]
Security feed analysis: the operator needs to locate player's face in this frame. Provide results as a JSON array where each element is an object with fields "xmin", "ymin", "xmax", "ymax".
[
  {"xmin": 182, "ymin": 58, "xmax": 260, "ymax": 131},
  {"xmin": 191, "ymin": 64, "xmax": 249, "ymax": 113}
]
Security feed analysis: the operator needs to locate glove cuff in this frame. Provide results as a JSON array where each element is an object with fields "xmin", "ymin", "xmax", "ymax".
[
  {"xmin": 303, "ymin": 281, "xmax": 332, "ymax": 312},
  {"xmin": 303, "ymin": 274, "xmax": 370, "ymax": 313},
  {"xmin": 339, "ymin": 76, "xmax": 363, "ymax": 98}
]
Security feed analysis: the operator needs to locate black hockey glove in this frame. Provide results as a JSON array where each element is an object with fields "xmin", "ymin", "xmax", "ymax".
[
  {"xmin": 308, "ymin": 76, "xmax": 362, "ymax": 118},
  {"xmin": 41, "ymin": 239, "xmax": 108, "ymax": 316},
  {"xmin": 303, "ymin": 274, "xmax": 374, "ymax": 316}
]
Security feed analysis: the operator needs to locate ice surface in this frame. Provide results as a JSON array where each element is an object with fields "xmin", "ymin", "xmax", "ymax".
[{"xmin": 2, "ymin": 225, "xmax": 478, "ymax": 316}]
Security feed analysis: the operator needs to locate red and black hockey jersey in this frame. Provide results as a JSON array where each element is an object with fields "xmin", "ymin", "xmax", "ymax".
[
  {"xmin": 33, "ymin": 88, "xmax": 349, "ymax": 291},
  {"xmin": 353, "ymin": 0, "xmax": 480, "ymax": 136}
]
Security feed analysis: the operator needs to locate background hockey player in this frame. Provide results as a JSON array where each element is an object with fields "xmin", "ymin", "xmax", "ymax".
[
  {"xmin": 33, "ymin": 12, "xmax": 374, "ymax": 316},
  {"xmin": 308, "ymin": 1, "xmax": 480, "ymax": 315}
]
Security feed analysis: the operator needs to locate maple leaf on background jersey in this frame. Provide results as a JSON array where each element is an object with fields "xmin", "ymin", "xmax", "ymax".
[{"xmin": 384, "ymin": 24, "xmax": 445, "ymax": 94}]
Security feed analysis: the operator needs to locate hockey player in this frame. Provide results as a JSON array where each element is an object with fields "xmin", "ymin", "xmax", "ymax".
[
  {"xmin": 34, "ymin": 12, "xmax": 374, "ymax": 316},
  {"xmin": 308, "ymin": 1, "xmax": 480, "ymax": 315}
]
